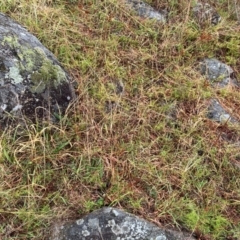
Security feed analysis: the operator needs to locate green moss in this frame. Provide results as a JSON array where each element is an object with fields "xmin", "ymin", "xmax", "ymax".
[
  {"xmin": 30, "ymin": 57, "xmax": 66, "ymax": 93},
  {"xmin": 3, "ymin": 35, "xmax": 19, "ymax": 47}
]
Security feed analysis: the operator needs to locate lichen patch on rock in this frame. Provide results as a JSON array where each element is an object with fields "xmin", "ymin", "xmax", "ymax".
[{"xmin": 0, "ymin": 13, "xmax": 76, "ymax": 128}]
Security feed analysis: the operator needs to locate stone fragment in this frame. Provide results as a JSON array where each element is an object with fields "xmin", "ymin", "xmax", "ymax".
[
  {"xmin": 50, "ymin": 207, "xmax": 196, "ymax": 240},
  {"xmin": 198, "ymin": 58, "xmax": 239, "ymax": 124},
  {"xmin": 207, "ymin": 99, "xmax": 237, "ymax": 124},
  {"xmin": 125, "ymin": 0, "xmax": 167, "ymax": 23},
  {"xmin": 0, "ymin": 13, "xmax": 76, "ymax": 129},
  {"xmin": 104, "ymin": 80, "xmax": 124, "ymax": 113},
  {"xmin": 115, "ymin": 79, "xmax": 124, "ymax": 95},
  {"xmin": 199, "ymin": 58, "xmax": 238, "ymax": 88},
  {"xmin": 192, "ymin": 2, "xmax": 221, "ymax": 25},
  {"xmin": 105, "ymin": 100, "xmax": 118, "ymax": 113}
]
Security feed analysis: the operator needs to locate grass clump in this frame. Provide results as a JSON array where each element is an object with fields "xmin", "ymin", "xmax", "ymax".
[{"xmin": 0, "ymin": 0, "xmax": 240, "ymax": 239}]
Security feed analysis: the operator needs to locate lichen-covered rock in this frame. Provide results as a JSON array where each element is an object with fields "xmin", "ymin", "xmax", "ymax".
[
  {"xmin": 51, "ymin": 207, "xmax": 196, "ymax": 240},
  {"xmin": 192, "ymin": 2, "xmax": 221, "ymax": 25},
  {"xmin": 125, "ymin": 0, "xmax": 167, "ymax": 23},
  {"xmin": 199, "ymin": 58, "xmax": 239, "ymax": 88},
  {"xmin": 0, "ymin": 13, "xmax": 76, "ymax": 128}
]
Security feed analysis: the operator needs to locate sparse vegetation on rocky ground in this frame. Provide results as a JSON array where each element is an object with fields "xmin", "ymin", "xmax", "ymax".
[{"xmin": 0, "ymin": 0, "xmax": 239, "ymax": 239}]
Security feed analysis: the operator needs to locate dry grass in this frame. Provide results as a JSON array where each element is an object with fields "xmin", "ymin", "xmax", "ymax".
[{"xmin": 0, "ymin": 0, "xmax": 240, "ymax": 239}]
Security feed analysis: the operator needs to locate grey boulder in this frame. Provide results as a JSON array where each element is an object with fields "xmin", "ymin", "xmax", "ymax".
[
  {"xmin": 51, "ymin": 207, "xmax": 196, "ymax": 240},
  {"xmin": 192, "ymin": 2, "xmax": 221, "ymax": 25},
  {"xmin": 198, "ymin": 58, "xmax": 239, "ymax": 124},
  {"xmin": 0, "ymin": 13, "xmax": 76, "ymax": 128},
  {"xmin": 207, "ymin": 99, "xmax": 237, "ymax": 124},
  {"xmin": 199, "ymin": 58, "xmax": 238, "ymax": 87},
  {"xmin": 125, "ymin": 0, "xmax": 167, "ymax": 23}
]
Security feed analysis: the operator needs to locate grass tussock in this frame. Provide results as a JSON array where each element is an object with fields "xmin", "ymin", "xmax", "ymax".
[{"xmin": 0, "ymin": 0, "xmax": 240, "ymax": 239}]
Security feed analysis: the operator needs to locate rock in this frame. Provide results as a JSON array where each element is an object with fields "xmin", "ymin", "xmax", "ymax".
[
  {"xmin": 104, "ymin": 80, "xmax": 124, "ymax": 114},
  {"xmin": 0, "ymin": 13, "xmax": 76, "ymax": 129},
  {"xmin": 105, "ymin": 100, "xmax": 119, "ymax": 113},
  {"xmin": 115, "ymin": 79, "xmax": 124, "ymax": 96},
  {"xmin": 207, "ymin": 99, "xmax": 237, "ymax": 124},
  {"xmin": 125, "ymin": 0, "xmax": 167, "ymax": 23},
  {"xmin": 192, "ymin": 2, "xmax": 221, "ymax": 25},
  {"xmin": 199, "ymin": 58, "xmax": 239, "ymax": 88},
  {"xmin": 51, "ymin": 207, "xmax": 196, "ymax": 240},
  {"xmin": 198, "ymin": 58, "xmax": 239, "ymax": 124}
]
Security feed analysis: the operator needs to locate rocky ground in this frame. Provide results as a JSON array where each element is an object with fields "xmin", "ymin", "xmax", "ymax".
[{"xmin": 0, "ymin": 1, "xmax": 239, "ymax": 239}]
